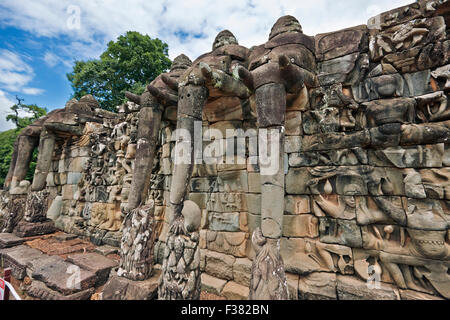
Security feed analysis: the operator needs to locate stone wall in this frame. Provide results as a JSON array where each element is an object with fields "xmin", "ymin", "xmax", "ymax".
[
  {"xmin": 1, "ymin": 0, "xmax": 449, "ymax": 300},
  {"xmin": 50, "ymin": 102, "xmax": 141, "ymax": 247}
]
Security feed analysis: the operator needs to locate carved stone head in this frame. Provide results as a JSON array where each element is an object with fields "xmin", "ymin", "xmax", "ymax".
[
  {"xmin": 269, "ymin": 15, "xmax": 302, "ymax": 40},
  {"xmin": 170, "ymin": 54, "xmax": 192, "ymax": 72},
  {"xmin": 212, "ymin": 30, "xmax": 238, "ymax": 50}
]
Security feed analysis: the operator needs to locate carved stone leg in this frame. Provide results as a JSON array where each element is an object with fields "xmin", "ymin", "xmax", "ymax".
[
  {"xmin": 32, "ymin": 129, "xmax": 56, "ymax": 191},
  {"xmin": 159, "ymin": 84, "xmax": 207, "ymax": 300},
  {"xmin": 118, "ymin": 202, "xmax": 156, "ymax": 281},
  {"xmin": 127, "ymin": 104, "xmax": 163, "ymax": 211},
  {"xmin": 4, "ymin": 138, "xmax": 19, "ymax": 190},
  {"xmin": 10, "ymin": 135, "xmax": 38, "ymax": 190},
  {"xmin": 251, "ymin": 82, "xmax": 289, "ymax": 300}
]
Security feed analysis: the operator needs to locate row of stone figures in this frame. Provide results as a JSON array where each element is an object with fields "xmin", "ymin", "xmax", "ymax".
[
  {"xmin": 114, "ymin": 4, "xmax": 450, "ymax": 299},
  {"xmin": 119, "ymin": 16, "xmax": 316, "ymax": 299},
  {"xmin": 1, "ymin": 0, "xmax": 450, "ymax": 299}
]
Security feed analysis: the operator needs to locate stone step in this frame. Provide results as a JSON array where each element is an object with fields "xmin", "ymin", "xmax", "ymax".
[
  {"xmin": 67, "ymin": 252, "xmax": 118, "ymax": 286},
  {"xmin": 221, "ymin": 281, "xmax": 249, "ymax": 300},
  {"xmin": 54, "ymin": 233, "xmax": 78, "ymax": 242},
  {"xmin": 201, "ymin": 273, "xmax": 227, "ymax": 296},
  {"xmin": 13, "ymin": 220, "xmax": 55, "ymax": 238},
  {"xmin": 0, "ymin": 245, "xmax": 44, "ymax": 279},
  {"xmin": 102, "ymin": 269, "xmax": 161, "ymax": 300},
  {"xmin": 0, "ymin": 233, "xmax": 24, "ymax": 248},
  {"xmin": 31, "ymin": 258, "xmax": 96, "ymax": 295},
  {"xmin": 94, "ymin": 245, "xmax": 119, "ymax": 256}
]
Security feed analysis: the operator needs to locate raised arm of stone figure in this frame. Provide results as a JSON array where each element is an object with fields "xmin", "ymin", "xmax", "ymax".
[{"xmin": 200, "ymin": 61, "xmax": 251, "ymax": 99}]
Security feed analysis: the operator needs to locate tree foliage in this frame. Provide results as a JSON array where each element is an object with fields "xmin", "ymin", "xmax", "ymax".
[
  {"xmin": 67, "ymin": 31, "xmax": 172, "ymax": 111},
  {"xmin": 0, "ymin": 100, "xmax": 47, "ymax": 188},
  {"xmin": 6, "ymin": 100, "xmax": 47, "ymax": 129}
]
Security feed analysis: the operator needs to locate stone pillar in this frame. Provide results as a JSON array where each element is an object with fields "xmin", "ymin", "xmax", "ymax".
[
  {"xmin": 31, "ymin": 129, "xmax": 56, "ymax": 191},
  {"xmin": 3, "ymin": 138, "xmax": 19, "ymax": 190},
  {"xmin": 10, "ymin": 135, "xmax": 38, "ymax": 190},
  {"xmin": 250, "ymin": 82, "xmax": 289, "ymax": 300}
]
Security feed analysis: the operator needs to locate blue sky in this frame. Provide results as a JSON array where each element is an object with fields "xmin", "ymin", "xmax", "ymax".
[{"xmin": 0, "ymin": 0, "xmax": 413, "ymax": 131}]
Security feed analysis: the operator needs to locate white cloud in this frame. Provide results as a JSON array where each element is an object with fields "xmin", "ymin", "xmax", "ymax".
[
  {"xmin": 22, "ymin": 87, "xmax": 45, "ymax": 95},
  {"xmin": 0, "ymin": 0, "xmax": 414, "ymax": 62},
  {"xmin": 0, "ymin": 90, "xmax": 16, "ymax": 131},
  {"xmin": 0, "ymin": 49, "xmax": 44, "ymax": 95},
  {"xmin": 43, "ymin": 51, "xmax": 60, "ymax": 67}
]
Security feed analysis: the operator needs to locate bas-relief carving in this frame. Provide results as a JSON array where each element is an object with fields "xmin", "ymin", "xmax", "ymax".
[
  {"xmin": 356, "ymin": 224, "xmax": 450, "ymax": 298},
  {"xmin": 2, "ymin": 1, "xmax": 450, "ymax": 301},
  {"xmin": 281, "ymin": 237, "xmax": 354, "ymax": 275},
  {"xmin": 369, "ymin": 17, "xmax": 446, "ymax": 62}
]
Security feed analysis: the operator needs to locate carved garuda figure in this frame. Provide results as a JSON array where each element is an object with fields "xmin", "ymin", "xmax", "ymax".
[
  {"xmin": 159, "ymin": 29, "xmax": 251, "ymax": 300},
  {"xmin": 158, "ymin": 200, "xmax": 202, "ymax": 300},
  {"xmin": 118, "ymin": 202, "xmax": 156, "ymax": 281},
  {"xmin": 24, "ymin": 189, "xmax": 50, "ymax": 223},
  {"xmin": 237, "ymin": 15, "xmax": 317, "ymax": 300}
]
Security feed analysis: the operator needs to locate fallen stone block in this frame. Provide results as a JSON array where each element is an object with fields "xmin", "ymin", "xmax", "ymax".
[
  {"xmin": 13, "ymin": 220, "xmax": 56, "ymax": 238},
  {"xmin": 54, "ymin": 233, "xmax": 78, "ymax": 242},
  {"xmin": 0, "ymin": 233, "xmax": 24, "ymax": 248},
  {"xmin": 0, "ymin": 245, "xmax": 44, "ymax": 279},
  {"xmin": 26, "ymin": 255, "xmax": 65, "ymax": 279},
  {"xmin": 94, "ymin": 245, "xmax": 119, "ymax": 256},
  {"xmin": 102, "ymin": 269, "xmax": 161, "ymax": 300},
  {"xmin": 26, "ymin": 279, "xmax": 95, "ymax": 300},
  {"xmin": 32, "ymin": 258, "xmax": 96, "ymax": 295},
  {"xmin": 67, "ymin": 252, "xmax": 118, "ymax": 286}
]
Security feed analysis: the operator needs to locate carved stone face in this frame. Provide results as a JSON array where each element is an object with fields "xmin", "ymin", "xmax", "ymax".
[
  {"xmin": 269, "ymin": 15, "xmax": 302, "ymax": 40},
  {"xmin": 212, "ymin": 30, "xmax": 238, "ymax": 50},
  {"xmin": 171, "ymin": 54, "xmax": 193, "ymax": 72},
  {"xmin": 342, "ymin": 184, "xmax": 359, "ymax": 208}
]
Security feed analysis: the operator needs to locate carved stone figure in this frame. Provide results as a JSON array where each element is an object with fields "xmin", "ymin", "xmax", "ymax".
[
  {"xmin": 125, "ymin": 54, "xmax": 192, "ymax": 211},
  {"xmin": 118, "ymin": 202, "xmax": 155, "ymax": 281},
  {"xmin": 159, "ymin": 200, "xmax": 202, "ymax": 300},
  {"xmin": 237, "ymin": 15, "xmax": 316, "ymax": 300}
]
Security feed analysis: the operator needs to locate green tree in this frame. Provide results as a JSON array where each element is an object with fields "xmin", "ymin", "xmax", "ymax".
[
  {"xmin": 1, "ymin": 99, "xmax": 47, "ymax": 187},
  {"xmin": 6, "ymin": 96, "xmax": 47, "ymax": 129},
  {"xmin": 67, "ymin": 31, "xmax": 172, "ymax": 111}
]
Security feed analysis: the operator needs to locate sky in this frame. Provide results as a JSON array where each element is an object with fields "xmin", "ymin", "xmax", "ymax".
[{"xmin": 0, "ymin": 0, "xmax": 414, "ymax": 131}]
